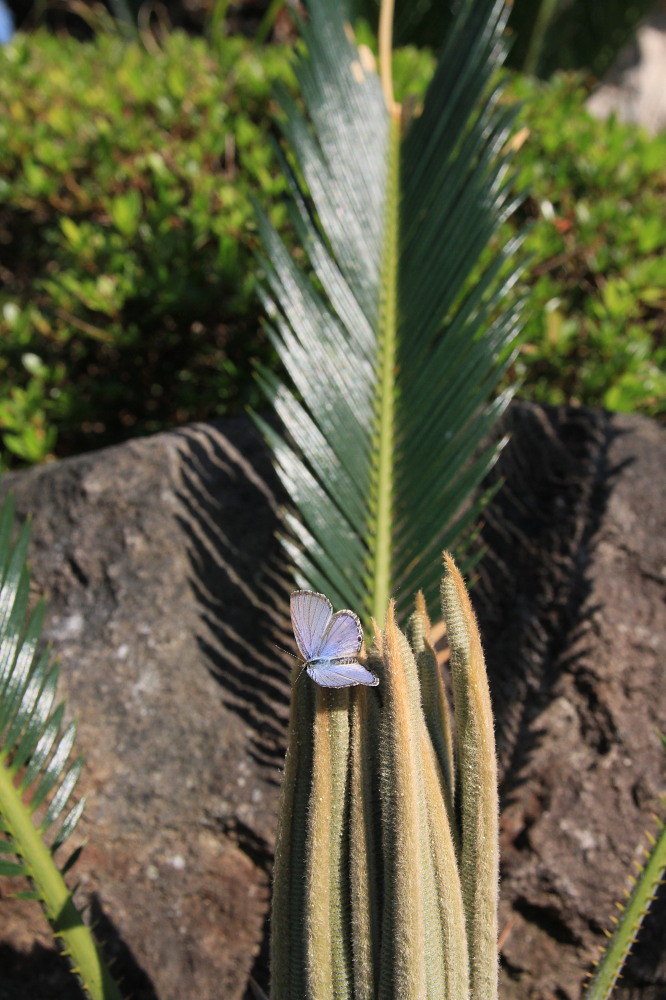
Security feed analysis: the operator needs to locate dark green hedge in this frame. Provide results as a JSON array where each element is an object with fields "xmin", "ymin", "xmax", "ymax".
[
  {"xmin": 0, "ymin": 29, "xmax": 294, "ymax": 466},
  {"xmin": 0, "ymin": 31, "xmax": 664, "ymax": 469},
  {"xmin": 509, "ymin": 73, "xmax": 666, "ymax": 415}
]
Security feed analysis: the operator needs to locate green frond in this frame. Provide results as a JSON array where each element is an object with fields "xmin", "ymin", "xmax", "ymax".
[
  {"xmin": 582, "ymin": 795, "xmax": 666, "ymax": 1000},
  {"xmin": 254, "ymin": 0, "xmax": 523, "ymax": 626},
  {"xmin": 0, "ymin": 496, "xmax": 124, "ymax": 1000}
]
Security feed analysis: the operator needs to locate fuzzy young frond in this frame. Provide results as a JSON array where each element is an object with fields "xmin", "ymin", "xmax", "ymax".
[{"xmin": 271, "ymin": 555, "xmax": 497, "ymax": 999}]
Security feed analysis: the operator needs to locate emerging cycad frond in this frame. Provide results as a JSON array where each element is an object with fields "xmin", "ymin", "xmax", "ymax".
[
  {"xmin": 271, "ymin": 554, "xmax": 498, "ymax": 1000},
  {"xmin": 0, "ymin": 495, "xmax": 124, "ymax": 1000},
  {"xmin": 254, "ymin": 0, "xmax": 523, "ymax": 627}
]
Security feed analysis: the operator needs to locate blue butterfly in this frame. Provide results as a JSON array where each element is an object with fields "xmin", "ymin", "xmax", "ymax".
[{"xmin": 290, "ymin": 590, "xmax": 379, "ymax": 688}]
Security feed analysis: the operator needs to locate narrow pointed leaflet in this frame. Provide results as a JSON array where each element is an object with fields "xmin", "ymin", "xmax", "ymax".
[{"xmin": 255, "ymin": 0, "xmax": 522, "ymax": 624}]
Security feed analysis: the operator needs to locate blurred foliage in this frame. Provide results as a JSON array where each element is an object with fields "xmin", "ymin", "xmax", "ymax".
[
  {"xmin": 0, "ymin": 32, "xmax": 664, "ymax": 470},
  {"xmin": 506, "ymin": 0, "xmax": 656, "ymax": 78},
  {"xmin": 0, "ymin": 28, "xmax": 295, "ymax": 467},
  {"xmin": 345, "ymin": 0, "xmax": 655, "ymax": 78},
  {"xmin": 10, "ymin": 0, "xmax": 274, "ymax": 40},
  {"xmin": 508, "ymin": 72, "xmax": 666, "ymax": 416}
]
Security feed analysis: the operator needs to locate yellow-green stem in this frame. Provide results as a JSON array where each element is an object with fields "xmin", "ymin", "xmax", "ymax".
[
  {"xmin": 270, "ymin": 665, "xmax": 316, "ymax": 1000},
  {"xmin": 0, "ymin": 761, "xmax": 123, "ymax": 1000},
  {"xmin": 377, "ymin": 604, "xmax": 427, "ymax": 999},
  {"xmin": 583, "ymin": 818, "xmax": 666, "ymax": 1000},
  {"xmin": 378, "ymin": 0, "xmax": 395, "ymax": 110},
  {"xmin": 306, "ymin": 689, "xmax": 352, "ymax": 999},
  {"xmin": 371, "ymin": 113, "xmax": 401, "ymax": 624},
  {"xmin": 349, "ymin": 690, "xmax": 381, "ymax": 996}
]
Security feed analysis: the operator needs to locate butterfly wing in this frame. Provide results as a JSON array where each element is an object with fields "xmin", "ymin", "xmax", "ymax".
[
  {"xmin": 309, "ymin": 609, "xmax": 378, "ymax": 687},
  {"xmin": 292, "ymin": 594, "xmax": 379, "ymax": 688},
  {"xmin": 290, "ymin": 590, "xmax": 333, "ymax": 661},
  {"xmin": 306, "ymin": 662, "xmax": 379, "ymax": 688},
  {"xmin": 318, "ymin": 609, "xmax": 363, "ymax": 660}
]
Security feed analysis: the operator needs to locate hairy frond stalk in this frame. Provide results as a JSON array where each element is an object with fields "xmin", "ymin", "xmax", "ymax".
[
  {"xmin": 441, "ymin": 553, "xmax": 498, "ymax": 1000},
  {"xmin": 271, "ymin": 557, "xmax": 496, "ymax": 1000}
]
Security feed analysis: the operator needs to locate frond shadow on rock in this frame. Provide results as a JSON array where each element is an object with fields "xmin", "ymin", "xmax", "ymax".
[
  {"xmin": 174, "ymin": 417, "xmax": 294, "ymax": 778},
  {"xmin": 89, "ymin": 894, "xmax": 160, "ymax": 1000},
  {"xmin": 471, "ymin": 400, "xmax": 624, "ymax": 800},
  {"xmin": 0, "ymin": 894, "xmax": 157, "ymax": 1000},
  {"xmin": 615, "ymin": 877, "xmax": 666, "ymax": 999},
  {"xmin": 246, "ymin": 909, "xmax": 272, "ymax": 1000},
  {"xmin": 0, "ymin": 941, "xmax": 83, "ymax": 1000}
]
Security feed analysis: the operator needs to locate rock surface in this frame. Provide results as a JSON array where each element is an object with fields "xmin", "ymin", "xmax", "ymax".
[
  {"xmin": 587, "ymin": 2, "xmax": 666, "ymax": 133},
  {"xmin": 0, "ymin": 418, "xmax": 291, "ymax": 1000},
  {"xmin": 474, "ymin": 404, "xmax": 666, "ymax": 1000},
  {"xmin": 0, "ymin": 403, "xmax": 664, "ymax": 1000}
]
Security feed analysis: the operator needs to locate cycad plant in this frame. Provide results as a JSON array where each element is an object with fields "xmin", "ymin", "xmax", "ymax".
[
  {"xmin": 255, "ymin": 0, "xmax": 519, "ymax": 996},
  {"xmin": 0, "ymin": 0, "xmax": 663, "ymax": 996},
  {"xmin": 253, "ymin": 1, "xmax": 666, "ymax": 999},
  {"xmin": 272, "ymin": 557, "xmax": 499, "ymax": 1000}
]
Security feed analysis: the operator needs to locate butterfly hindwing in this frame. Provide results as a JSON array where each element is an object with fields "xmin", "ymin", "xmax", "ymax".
[
  {"xmin": 318, "ymin": 609, "xmax": 363, "ymax": 660},
  {"xmin": 306, "ymin": 662, "xmax": 379, "ymax": 688}
]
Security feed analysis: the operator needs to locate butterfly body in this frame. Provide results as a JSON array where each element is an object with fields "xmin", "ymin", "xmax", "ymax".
[
  {"xmin": 305, "ymin": 655, "xmax": 358, "ymax": 667},
  {"xmin": 290, "ymin": 590, "xmax": 379, "ymax": 688}
]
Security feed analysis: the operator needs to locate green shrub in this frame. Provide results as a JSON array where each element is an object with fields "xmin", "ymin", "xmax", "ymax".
[
  {"xmin": 508, "ymin": 73, "xmax": 666, "ymax": 416},
  {"xmin": 0, "ymin": 32, "xmax": 664, "ymax": 471},
  {"xmin": 0, "ymin": 29, "xmax": 295, "ymax": 467}
]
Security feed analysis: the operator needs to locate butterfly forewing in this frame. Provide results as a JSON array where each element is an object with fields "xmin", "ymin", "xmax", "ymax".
[{"xmin": 290, "ymin": 590, "xmax": 333, "ymax": 661}]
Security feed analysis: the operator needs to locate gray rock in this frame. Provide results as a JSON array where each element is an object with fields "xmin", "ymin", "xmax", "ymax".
[
  {"xmin": 0, "ymin": 403, "xmax": 664, "ymax": 999},
  {"xmin": 0, "ymin": 418, "xmax": 290, "ymax": 1000},
  {"xmin": 587, "ymin": 2, "xmax": 666, "ymax": 133}
]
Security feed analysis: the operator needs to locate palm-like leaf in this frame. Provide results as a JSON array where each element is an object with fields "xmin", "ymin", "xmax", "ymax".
[
  {"xmin": 0, "ymin": 495, "xmax": 123, "ymax": 1000},
  {"xmin": 0, "ymin": 498, "xmax": 83, "ymax": 865},
  {"xmin": 255, "ymin": 0, "xmax": 522, "ymax": 625}
]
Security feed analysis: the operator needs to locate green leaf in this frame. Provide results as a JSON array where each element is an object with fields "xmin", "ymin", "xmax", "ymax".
[
  {"xmin": 254, "ymin": 0, "xmax": 523, "ymax": 626},
  {"xmin": 12, "ymin": 889, "xmax": 43, "ymax": 901},
  {"xmin": 109, "ymin": 189, "xmax": 142, "ymax": 237},
  {"xmin": 0, "ymin": 857, "xmax": 28, "ymax": 876},
  {"xmin": 582, "ymin": 809, "xmax": 666, "ymax": 1000},
  {"xmin": 60, "ymin": 217, "xmax": 84, "ymax": 249}
]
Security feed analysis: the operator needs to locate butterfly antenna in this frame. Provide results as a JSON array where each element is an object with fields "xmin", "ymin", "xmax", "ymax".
[
  {"xmin": 272, "ymin": 642, "xmax": 309, "ymax": 686},
  {"xmin": 294, "ymin": 661, "xmax": 309, "ymax": 686},
  {"xmin": 273, "ymin": 642, "xmax": 299, "ymax": 661}
]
